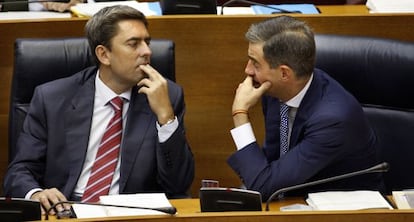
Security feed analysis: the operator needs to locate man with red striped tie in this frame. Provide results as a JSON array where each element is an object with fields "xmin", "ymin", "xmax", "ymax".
[{"xmin": 4, "ymin": 5, "xmax": 194, "ymax": 216}]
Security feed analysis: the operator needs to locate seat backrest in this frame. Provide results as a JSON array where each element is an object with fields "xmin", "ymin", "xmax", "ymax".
[
  {"xmin": 8, "ymin": 37, "xmax": 175, "ymax": 162},
  {"xmin": 315, "ymin": 34, "xmax": 414, "ymax": 194}
]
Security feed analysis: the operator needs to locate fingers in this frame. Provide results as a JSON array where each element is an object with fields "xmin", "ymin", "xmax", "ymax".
[
  {"xmin": 233, "ymin": 77, "xmax": 272, "ymax": 112},
  {"xmin": 137, "ymin": 64, "xmax": 167, "ymax": 94},
  {"xmin": 137, "ymin": 64, "xmax": 165, "ymax": 91},
  {"xmin": 43, "ymin": 0, "xmax": 82, "ymax": 12},
  {"xmin": 138, "ymin": 64, "xmax": 162, "ymax": 81},
  {"xmin": 258, "ymin": 81, "xmax": 272, "ymax": 93},
  {"xmin": 243, "ymin": 75, "xmax": 254, "ymax": 83},
  {"xmin": 42, "ymin": 2, "xmax": 70, "ymax": 12},
  {"xmin": 31, "ymin": 188, "xmax": 69, "ymax": 215},
  {"xmin": 137, "ymin": 64, "xmax": 174, "ymax": 121}
]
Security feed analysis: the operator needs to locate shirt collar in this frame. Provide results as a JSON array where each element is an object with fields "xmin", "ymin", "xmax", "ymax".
[
  {"xmin": 285, "ymin": 73, "xmax": 313, "ymax": 108},
  {"xmin": 95, "ymin": 70, "xmax": 131, "ymax": 106}
]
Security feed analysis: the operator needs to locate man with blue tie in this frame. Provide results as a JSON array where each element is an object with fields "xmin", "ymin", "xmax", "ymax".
[{"xmin": 227, "ymin": 16, "xmax": 384, "ymax": 201}]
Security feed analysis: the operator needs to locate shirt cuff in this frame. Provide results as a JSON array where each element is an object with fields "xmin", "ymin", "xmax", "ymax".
[
  {"xmin": 230, "ymin": 122, "xmax": 256, "ymax": 150},
  {"xmin": 25, "ymin": 188, "xmax": 43, "ymax": 200},
  {"xmin": 156, "ymin": 116, "xmax": 178, "ymax": 143}
]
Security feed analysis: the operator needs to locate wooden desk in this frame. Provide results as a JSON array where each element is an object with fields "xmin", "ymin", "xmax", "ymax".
[
  {"xmin": 44, "ymin": 198, "xmax": 414, "ymax": 222},
  {"xmin": 1, "ymin": 6, "xmax": 414, "ymax": 197}
]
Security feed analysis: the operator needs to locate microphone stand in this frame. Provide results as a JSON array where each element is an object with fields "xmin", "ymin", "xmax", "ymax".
[
  {"xmin": 265, "ymin": 162, "xmax": 390, "ymax": 211},
  {"xmin": 220, "ymin": 0, "xmax": 302, "ymax": 15},
  {"xmin": 45, "ymin": 200, "xmax": 177, "ymax": 220}
]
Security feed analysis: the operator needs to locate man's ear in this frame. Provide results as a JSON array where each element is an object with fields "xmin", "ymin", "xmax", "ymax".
[
  {"xmin": 95, "ymin": 45, "xmax": 110, "ymax": 66},
  {"xmin": 279, "ymin": 65, "xmax": 293, "ymax": 80}
]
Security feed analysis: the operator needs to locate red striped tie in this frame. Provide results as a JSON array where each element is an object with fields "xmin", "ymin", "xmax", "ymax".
[{"xmin": 82, "ymin": 97, "xmax": 123, "ymax": 203}]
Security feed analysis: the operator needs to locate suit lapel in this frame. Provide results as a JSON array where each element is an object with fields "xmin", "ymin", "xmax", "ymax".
[
  {"xmin": 290, "ymin": 71, "xmax": 325, "ymax": 146},
  {"xmin": 62, "ymin": 72, "xmax": 96, "ymax": 196},
  {"xmin": 119, "ymin": 89, "xmax": 154, "ymax": 192}
]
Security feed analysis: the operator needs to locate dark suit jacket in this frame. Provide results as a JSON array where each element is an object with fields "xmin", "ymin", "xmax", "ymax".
[
  {"xmin": 228, "ymin": 69, "xmax": 384, "ymax": 200},
  {"xmin": 4, "ymin": 66, "xmax": 194, "ymax": 199},
  {"xmin": 1, "ymin": 0, "xmax": 28, "ymax": 11}
]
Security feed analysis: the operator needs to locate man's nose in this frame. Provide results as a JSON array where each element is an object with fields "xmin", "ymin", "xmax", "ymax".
[{"xmin": 245, "ymin": 61, "xmax": 254, "ymax": 76}]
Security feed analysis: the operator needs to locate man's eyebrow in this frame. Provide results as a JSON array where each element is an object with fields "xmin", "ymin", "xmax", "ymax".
[
  {"xmin": 126, "ymin": 37, "xmax": 152, "ymax": 42},
  {"xmin": 248, "ymin": 55, "xmax": 259, "ymax": 64}
]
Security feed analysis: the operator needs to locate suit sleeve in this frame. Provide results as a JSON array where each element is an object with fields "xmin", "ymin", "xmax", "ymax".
[
  {"xmin": 156, "ymin": 82, "xmax": 195, "ymax": 197},
  {"xmin": 228, "ymin": 99, "xmax": 368, "ymax": 200},
  {"xmin": 3, "ymin": 87, "xmax": 48, "ymax": 198}
]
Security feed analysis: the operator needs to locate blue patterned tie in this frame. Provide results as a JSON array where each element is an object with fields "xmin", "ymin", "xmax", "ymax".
[{"xmin": 280, "ymin": 103, "xmax": 290, "ymax": 156}]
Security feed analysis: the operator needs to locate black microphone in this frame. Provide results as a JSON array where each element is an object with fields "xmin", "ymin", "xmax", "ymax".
[
  {"xmin": 220, "ymin": 0, "xmax": 302, "ymax": 15},
  {"xmin": 265, "ymin": 162, "xmax": 390, "ymax": 211},
  {"xmin": 45, "ymin": 200, "xmax": 177, "ymax": 220}
]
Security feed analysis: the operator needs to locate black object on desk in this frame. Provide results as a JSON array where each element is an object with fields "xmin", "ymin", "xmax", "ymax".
[
  {"xmin": 199, "ymin": 187, "xmax": 262, "ymax": 212},
  {"xmin": 160, "ymin": 0, "xmax": 217, "ymax": 15},
  {"xmin": 0, "ymin": 197, "xmax": 41, "ymax": 222}
]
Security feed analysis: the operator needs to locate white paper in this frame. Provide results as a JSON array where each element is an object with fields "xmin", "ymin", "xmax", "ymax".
[
  {"xmin": 217, "ymin": 6, "xmax": 254, "ymax": 15},
  {"xmin": 0, "ymin": 11, "xmax": 71, "ymax": 20},
  {"xmin": 366, "ymin": 0, "xmax": 414, "ymax": 13},
  {"xmin": 70, "ymin": 1, "xmax": 161, "ymax": 17},
  {"xmin": 392, "ymin": 190, "xmax": 414, "ymax": 209},
  {"xmin": 306, "ymin": 190, "xmax": 393, "ymax": 210},
  {"xmin": 72, "ymin": 204, "xmax": 108, "ymax": 219},
  {"xmin": 72, "ymin": 193, "xmax": 173, "ymax": 219}
]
